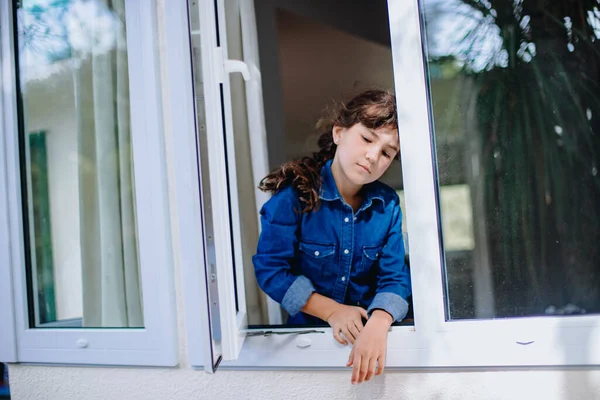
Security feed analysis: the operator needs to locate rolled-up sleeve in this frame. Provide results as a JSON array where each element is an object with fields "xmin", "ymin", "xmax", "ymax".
[
  {"xmin": 367, "ymin": 199, "xmax": 412, "ymax": 322},
  {"xmin": 252, "ymin": 186, "xmax": 316, "ymax": 316}
]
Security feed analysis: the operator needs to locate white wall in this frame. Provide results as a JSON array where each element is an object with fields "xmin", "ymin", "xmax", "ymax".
[{"xmin": 7, "ymin": 1, "xmax": 600, "ymax": 399}]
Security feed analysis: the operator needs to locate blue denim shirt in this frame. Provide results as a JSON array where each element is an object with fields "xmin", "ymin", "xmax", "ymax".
[{"xmin": 252, "ymin": 160, "xmax": 411, "ymax": 325}]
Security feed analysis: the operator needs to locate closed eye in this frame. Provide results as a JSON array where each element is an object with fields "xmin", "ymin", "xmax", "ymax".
[
  {"xmin": 361, "ymin": 135, "xmax": 372, "ymax": 143},
  {"xmin": 382, "ymin": 151, "xmax": 391, "ymax": 159}
]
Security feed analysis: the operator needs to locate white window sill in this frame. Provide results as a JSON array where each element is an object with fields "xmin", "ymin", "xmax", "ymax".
[{"xmin": 219, "ymin": 321, "xmax": 600, "ymax": 369}]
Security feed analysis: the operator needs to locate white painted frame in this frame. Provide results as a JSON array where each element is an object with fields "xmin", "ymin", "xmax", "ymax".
[
  {"xmin": 163, "ymin": 0, "xmax": 221, "ymax": 372},
  {"xmin": 214, "ymin": 0, "xmax": 250, "ymax": 360},
  {"xmin": 186, "ymin": 0, "xmax": 600, "ymax": 370},
  {"xmin": 0, "ymin": 1, "xmax": 17, "ymax": 363},
  {"xmin": 1, "ymin": 0, "xmax": 178, "ymax": 366},
  {"xmin": 172, "ymin": 0, "xmax": 277, "ymax": 368},
  {"xmin": 185, "ymin": 0, "xmax": 249, "ymax": 362}
]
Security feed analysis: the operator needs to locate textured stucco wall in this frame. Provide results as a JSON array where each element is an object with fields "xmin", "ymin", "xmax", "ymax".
[
  {"xmin": 7, "ymin": 366, "xmax": 600, "ymax": 400},
  {"xmin": 7, "ymin": 2, "xmax": 600, "ymax": 400}
]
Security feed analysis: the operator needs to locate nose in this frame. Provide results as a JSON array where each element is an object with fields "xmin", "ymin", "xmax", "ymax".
[{"xmin": 365, "ymin": 146, "xmax": 378, "ymax": 164}]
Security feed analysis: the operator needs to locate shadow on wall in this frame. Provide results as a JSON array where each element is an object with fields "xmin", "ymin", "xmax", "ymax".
[{"xmin": 0, "ymin": 364, "xmax": 10, "ymax": 399}]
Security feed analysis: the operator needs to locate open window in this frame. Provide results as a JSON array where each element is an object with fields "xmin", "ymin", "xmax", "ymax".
[
  {"xmin": 0, "ymin": 0, "xmax": 177, "ymax": 366},
  {"xmin": 183, "ymin": 0, "xmax": 600, "ymax": 371},
  {"xmin": 183, "ymin": 0, "xmax": 416, "ymax": 370},
  {"xmin": 184, "ymin": 0, "xmax": 264, "ymax": 364}
]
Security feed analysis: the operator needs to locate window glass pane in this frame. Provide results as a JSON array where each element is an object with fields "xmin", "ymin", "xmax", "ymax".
[
  {"xmin": 15, "ymin": 0, "xmax": 143, "ymax": 328},
  {"xmin": 422, "ymin": 0, "xmax": 600, "ymax": 319}
]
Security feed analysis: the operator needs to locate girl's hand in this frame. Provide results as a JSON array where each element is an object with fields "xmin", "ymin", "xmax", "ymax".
[
  {"xmin": 326, "ymin": 305, "xmax": 369, "ymax": 345},
  {"xmin": 346, "ymin": 310, "xmax": 393, "ymax": 384}
]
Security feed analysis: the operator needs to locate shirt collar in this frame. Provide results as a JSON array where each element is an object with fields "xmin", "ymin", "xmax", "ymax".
[{"xmin": 319, "ymin": 159, "xmax": 386, "ymax": 209}]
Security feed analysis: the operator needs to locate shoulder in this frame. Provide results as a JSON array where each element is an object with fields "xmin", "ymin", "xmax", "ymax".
[
  {"xmin": 368, "ymin": 180, "xmax": 401, "ymax": 209},
  {"xmin": 270, "ymin": 184, "xmax": 301, "ymax": 204},
  {"xmin": 260, "ymin": 185, "xmax": 302, "ymax": 222}
]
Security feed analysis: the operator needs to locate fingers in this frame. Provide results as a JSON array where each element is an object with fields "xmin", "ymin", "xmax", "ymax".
[
  {"xmin": 364, "ymin": 357, "xmax": 377, "ymax": 382},
  {"xmin": 333, "ymin": 328, "xmax": 348, "ymax": 346},
  {"xmin": 346, "ymin": 347, "xmax": 354, "ymax": 367},
  {"xmin": 376, "ymin": 354, "xmax": 386, "ymax": 376},
  {"xmin": 351, "ymin": 351, "xmax": 371, "ymax": 385},
  {"xmin": 348, "ymin": 323, "xmax": 360, "ymax": 342},
  {"xmin": 358, "ymin": 356, "xmax": 369, "ymax": 384},
  {"xmin": 353, "ymin": 318, "xmax": 364, "ymax": 333},
  {"xmin": 350, "ymin": 353, "xmax": 386, "ymax": 383},
  {"xmin": 341, "ymin": 326, "xmax": 356, "ymax": 345},
  {"xmin": 359, "ymin": 307, "xmax": 369, "ymax": 320},
  {"xmin": 351, "ymin": 355, "xmax": 362, "ymax": 385}
]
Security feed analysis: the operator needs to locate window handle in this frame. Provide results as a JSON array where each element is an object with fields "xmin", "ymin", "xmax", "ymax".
[
  {"xmin": 245, "ymin": 329, "xmax": 324, "ymax": 337},
  {"xmin": 214, "ymin": 47, "xmax": 251, "ymax": 82},
  {"xmin": 223, "ymin": 59, "xmax": 250, "ymax": 81}
]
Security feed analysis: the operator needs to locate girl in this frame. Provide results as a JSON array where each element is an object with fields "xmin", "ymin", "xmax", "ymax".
[{"xmin": 252, "ymin": 89, "xmax": 411, "ymax": 384}]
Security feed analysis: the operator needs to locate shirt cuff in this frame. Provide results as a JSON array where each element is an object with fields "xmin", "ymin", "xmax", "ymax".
[
  {"xmin": 280, "ymin": 275, "xmax": 316, "ymax": 316},
  {"xmin": 367, "ymin": 292, "xmax": 409, "ymax": 322}
]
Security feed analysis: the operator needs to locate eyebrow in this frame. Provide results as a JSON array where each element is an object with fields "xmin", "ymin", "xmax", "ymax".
[{"xmin": 367, "ymin": 128, "xmax": 400, "ymax": 153}]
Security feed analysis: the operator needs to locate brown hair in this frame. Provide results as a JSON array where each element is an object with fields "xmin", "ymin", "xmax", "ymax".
[{"xmin": 259, "ymin": 89, "xmax": 398, "ymax": 213}]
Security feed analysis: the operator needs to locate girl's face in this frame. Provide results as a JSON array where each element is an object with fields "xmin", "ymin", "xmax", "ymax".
[{"xmin": 332, "ymin": 122, "xmax": 400, "ymax": 187}]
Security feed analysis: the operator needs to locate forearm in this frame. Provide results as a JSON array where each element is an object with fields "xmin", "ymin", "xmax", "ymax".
[{"xmin": 301, "ymin": 292, "xmax": 342, "ymax": 322}]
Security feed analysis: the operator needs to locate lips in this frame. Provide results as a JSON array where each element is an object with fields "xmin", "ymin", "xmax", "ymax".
[{"xmin": 358, "ymin": 164, "xmax": 371, "ymax": 174}]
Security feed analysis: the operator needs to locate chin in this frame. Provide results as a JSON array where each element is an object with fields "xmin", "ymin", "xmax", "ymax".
[
  {"xmin": 351, "ymin": 173, "xmax": 373, "ymax": 186},
  {"xmin": 361, "ymin": 178, "xmax": 377, "ymax": 186},
  {"xmin": 341, "ymin": 164, "xmax": 374, "ymax": 186}
]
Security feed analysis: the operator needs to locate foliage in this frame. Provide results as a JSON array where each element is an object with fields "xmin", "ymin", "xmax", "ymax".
[{"xmin": 453, "ymin": 0, "xmax": 600, "ymax": 314}]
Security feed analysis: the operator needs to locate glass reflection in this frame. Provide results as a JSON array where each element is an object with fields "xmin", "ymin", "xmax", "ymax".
[
  {"xmin": 423, "ymin": 0, "xmax": 600, "ymax": 319},
  {"xmin": 16, "ymin": 0, "xmax": 143, "ymax": 328}
]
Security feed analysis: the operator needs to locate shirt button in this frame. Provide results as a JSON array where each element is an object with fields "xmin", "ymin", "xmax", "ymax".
[
  {"xmin": 314, "ymin": 251, "xmax": 320, "ymax": 256},
  {"xmin": 353, "ymin": 216, "xmax": 357, "ymax": 221},
  {"xmin": 341, "ymin": 276, "xmax": 346, "ymax": 282},
  {"xmin": 344, "ymin": 217, "xmax": 349, "ymax": 223},
  {"xmin": 344, "ymin": 249, "xmax": 349, "ymax": 255}
]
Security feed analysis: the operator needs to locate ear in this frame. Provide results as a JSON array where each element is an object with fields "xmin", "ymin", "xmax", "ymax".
[{"xmin": 332, "ymin": 126, "xmax": 344, "ymax": 145}]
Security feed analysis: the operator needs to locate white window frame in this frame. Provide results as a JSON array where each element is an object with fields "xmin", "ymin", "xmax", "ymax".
[
  {"xmin": 385, "ymin": 0, "xmax": 600, "ymax": 368},
  {"xmin": 178, "ymin": 0, "xmax": 600, "ymax": 370},
  {"xmin": 0, "ymin": 0, "xmax": 178, "ymax": 366},
  {"xmin": 178, "ymin": 0, "xmax": 270, "ymax": 364},
  {"xmin": 0, "ymin": 9, "xmax": 17, "ymax": 361},
  {"xmin": 209, "ymin": 0, "xmax": 250, "ymax": 361},
  {"xmin": 163, "ymin": 0, "xmax": 221, "ymax": 372}
]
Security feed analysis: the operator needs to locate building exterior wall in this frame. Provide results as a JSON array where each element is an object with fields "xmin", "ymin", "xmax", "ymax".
[
  {"xmin": 6, "ymin": 1, "xmax": 600, "ymax": 399},
  {"xmin": 7, "ymin": 365, "xmax": 600, "ymax": 400}
]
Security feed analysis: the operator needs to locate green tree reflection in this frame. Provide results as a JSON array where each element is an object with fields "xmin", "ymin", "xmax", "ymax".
[{"xmin": 427, "ymin": 0, "xmax": 600, "ymax": 317}]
